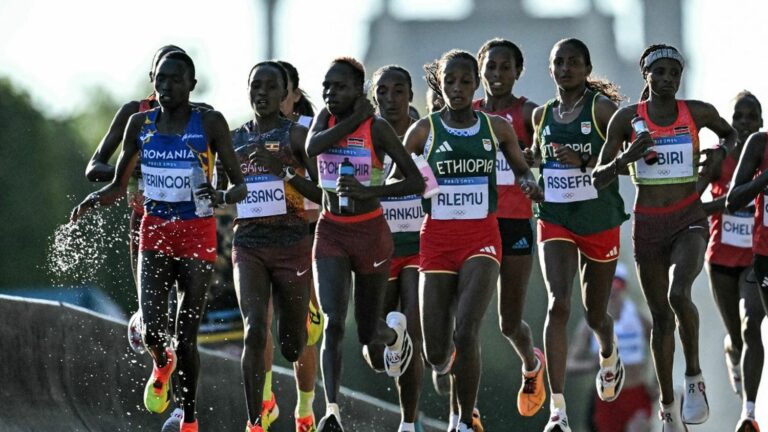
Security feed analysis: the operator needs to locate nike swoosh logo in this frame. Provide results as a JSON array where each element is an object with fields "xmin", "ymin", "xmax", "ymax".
[
  {"xmin": 309, "ymin": 310, "xmax": 322, "ymax": 325},
  {"xmin": 373, "ymin": 259, "xmax": 387, "ymax": 268},
  {"xmin": 296, "ymin": 268, "xmax": 310, "ymax": 276}
]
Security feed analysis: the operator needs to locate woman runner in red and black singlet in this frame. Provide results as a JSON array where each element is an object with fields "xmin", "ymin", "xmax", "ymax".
[
  {"xmin": 71, "ymin": 52, "xmax": 246, "ymax": 432},
  {"xmin": 594, "ymin": 44, "xmax": 737, "ymax": 431},
  {"xmin": 700, "ymin": 91, "xmax": 764, "ymax": 432},
  {"xmin": 305, "ymin": 57, "xmax": 424, "ymax": 432},
  {"xmin": 473, "ymin": 38, "xmax": 546, "ymax": 419}
]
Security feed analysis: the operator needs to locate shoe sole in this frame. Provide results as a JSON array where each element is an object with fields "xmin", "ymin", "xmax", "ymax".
[
  {"xmin": 597, "ymin": 357, "xmax": 625, "ymax": 402},
  {"xmin": 681, "ymin": 390, "xmax": 709, "ymax": 424},
  {"xmin": 385, "ymin": 331, "xmax": 413, "ymax": 378}
]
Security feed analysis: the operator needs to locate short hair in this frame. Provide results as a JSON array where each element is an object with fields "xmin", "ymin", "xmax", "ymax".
[
  {"xmin": 331, "ymin": 57, "xmax": 366, "ymax": 89},
  {"xmin": 477, "ymin": 38, "xmax": 525, "ymax": 74},
  {"xmin": 160, "ymin": 51, "xmax": 196, "ymax": 80},
  {"xmin": 247, "ymin": 61, "xmax": 288, "ymax": 90},
  {"xmin": 150, "ymin": 45, "xmax": 185, "ymax": 76},
  {"xmin": 734, "ymin": 90, "xmax": 762, "ymax": 115}
]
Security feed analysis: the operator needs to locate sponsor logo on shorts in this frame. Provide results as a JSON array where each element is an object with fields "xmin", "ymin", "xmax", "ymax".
[
  {"xmin": 512, "ymin": 238, "xmax": 529, "ymax": 250},
  {"xmin": 605, "ymin": 246, "xmax": 618, "ymax": 258},
  {"xmin": 296, "ymin": 268, "xmax": 310, "ymax": 277},
  {"xmin": 373, "ymin": 259, "xmax": 388, "ymax": 268},
  {"xmin": 479, "ymin": 246, "xmax": 497, "ymax": 255}
]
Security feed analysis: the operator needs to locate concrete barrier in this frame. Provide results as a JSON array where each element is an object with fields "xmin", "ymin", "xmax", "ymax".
[{"xmin": 0, "ymin": 295, "xmax": 445, "ymax": 431}]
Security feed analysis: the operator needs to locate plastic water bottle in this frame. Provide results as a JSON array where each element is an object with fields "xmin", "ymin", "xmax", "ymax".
[
  {"xmin": 191, "ymin": 164, "xmax": 213, "ymax": 217},
  {"xmin": 411, "ymin": 153, "xmax": 440, "ymax": 198},
  {"xmin": 631, "ymin": 115, "xmax": 658, "ymax": 165},
  {"xmin": 338, "ymin": 157, "xmax": 355, "ymax": 214}
]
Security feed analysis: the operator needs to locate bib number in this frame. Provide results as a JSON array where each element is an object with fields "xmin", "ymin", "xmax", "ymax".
[
  {"xmin": 431, "ymin": 177, "xmax": 488, "ymax": 220},
  {"xmin": 542, "ymin": 163, "xmax": 597, "ymax": 203},
  {"xmin": 236, "ymin": 175, "xmax": 287, "ymax": 218},
  {"xmin": 141, "ymin": 163, "xmax": 193, "ymax": 202},
  {"xmin": 635, "ymin": 135, "xmax": 694, "ymax": 180},
  {"xmin": 721, "ymin": 212, "xmax": 754, "ymax": 248},
  {"xmin": 495, "ymin": 150, "xmax": 515, "ymax": 186},
  {"xmin": 381, "ymin": 195, "xmax": 425, "ymax": 232}
]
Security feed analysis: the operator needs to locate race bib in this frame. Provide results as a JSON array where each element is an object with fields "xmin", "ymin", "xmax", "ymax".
[
  {"xmin": 542, "ymin": 162, "xmax": 597, "ymax": 203},
  {"xmin": 317, "ymin": 147, "xmax": 372, "ymax": 190},
  {"xmin": 635, "ymin": 135, "xmax": 694, "ymax": 180},
  {"xmin": 495, "ymin": 150, "xmax": 515, "ymax": 186},
  {"xmin": 431, "ymin": 177, "xmax": 488, "ymax": 220},
  {"xmin": 236, "ymin": 175, "xmax": 287, "ymax": 218},
  {"xmin": 381, "ymin": 195, "xmax": 425, "ymax": 233},
  {"xmin": 721, "ymin": 211, "xmax": 754, "ymax": 248},
  {"xmin": 141, "ymin": 161, "xmax": 193, "ymax": 202}
]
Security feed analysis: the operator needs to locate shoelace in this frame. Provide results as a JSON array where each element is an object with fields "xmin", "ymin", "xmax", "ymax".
[{"xmin": 522, "ymin": 375, "xmax": 537, "ymax": 394}]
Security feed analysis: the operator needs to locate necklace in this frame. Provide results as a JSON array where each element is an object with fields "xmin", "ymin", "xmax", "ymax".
[{"xmin": 556, "ymin": 88, "xmax": 588, "ymax": 119}]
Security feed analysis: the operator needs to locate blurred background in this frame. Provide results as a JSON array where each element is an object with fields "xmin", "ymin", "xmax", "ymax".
[{"xmin": 1, "ymin": 0, "xmax": 767, "ymax": 430}]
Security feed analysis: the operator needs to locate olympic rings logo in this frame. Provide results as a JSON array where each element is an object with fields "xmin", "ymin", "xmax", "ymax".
[
  {"xmin": 251, "ymin": 208, "xmax": 262, "ymax": 215},
  {"xmin": 659, "ymin": 169, "xmax": 671, "ymax": 175},
  {"xmin": 454, "ymin": 210, "xmax": 466, "ymax": 216},
  {"xmin": 563, "ymin": 192, "xmax": 574, "ymax": 199}
]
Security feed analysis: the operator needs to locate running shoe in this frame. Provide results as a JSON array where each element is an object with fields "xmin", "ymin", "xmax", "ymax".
[
  {"xmin": 246, "ymin": 421, "xmax": 265, "ymax": 432},
  {"xmin": 179, "ymin": 420, "xmax": 198, "ymax": 432},
  {"xmin": 306, "ymin": 300, "xmax": 324, "ymax": 347},
  {"xmin": 362, "ymin": 345, "xmax": 385, "ymax": 373},
  {"xmin": 595, "ymin": 339, "xmax": 624, "ymax": 402},
  {"xmin": 317, "ymin": 412, "xmax": 344, "ymax": 432},
  {"xmin": 384, "ymin": 312, "xmax": 413, "ymax": 378},
  {"xmin": 724, "ymin": 335, "xmax": 743, "ymax": 395},
  {"xmin": 681, "ymin": 373, "xmax": 709, "ymax": 424},
  {"xmin": 660, "ymin": 398, "xmax": 688, "ymax": 432},
  {"xmin": 161, "ymin": 407, "xmax": 184, "ymax": 432},
  {"xmin": 517, "ymin": 347, "xmax": 546, "ymax": 416},
  {"xmin": 471, "ymin": 407, "xmax": 484, "ymax": 432},
  {"xmin": 456, "ymin": 422, "xmax": 474, "ymax": 432},
  {"xmin": 128, "ymin": 310, "xmax": 146, "ymax": 354},
  {"xmin": 144, "ymin": 347, "xmax": 177, "ymax": 413},
  {"xmin": 261, "ymin": 392, "xmax": 280, "ymax": 431},
  {"xmin": 735, "ymin": 416, "xmax": 761, "ymax": 432},
  {"xmin": 543, "ymin": 409, "xmax": 571, "ymax": 432},
  {"xmin": 296, "ymin": 413, "xmax": 316, "ymax": 432}
]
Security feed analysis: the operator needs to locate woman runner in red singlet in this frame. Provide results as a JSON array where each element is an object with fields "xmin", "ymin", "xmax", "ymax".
[
  {"xmin": 71, "ymin": 52, "xmax": 247, "ymax": 432},
  {"xmin": 405, "ymin": 50, "xmax": 542, "ymax": 432},
  {"xmin": 699, "ymin": 91, "xmax": 764, "ymax": 432},
  {"xmin": 305, "ymin": 57, "xmax": 424, "ymax": 432},
  {"xmin": 473, "ymin": 38, "xmax": 546, "ymax": 419},
  {"xmin": 593, "ymin": 44, "xmax": 737, "ymax": 431}
]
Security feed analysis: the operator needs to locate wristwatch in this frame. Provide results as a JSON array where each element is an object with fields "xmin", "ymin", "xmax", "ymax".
[
  {"xmin": 279, "ymin": 166, "xmax": 296, "ymax": 181},
  {"xmin": 579, "ymin": 152, "xmax": 591, "ymax": 173}
]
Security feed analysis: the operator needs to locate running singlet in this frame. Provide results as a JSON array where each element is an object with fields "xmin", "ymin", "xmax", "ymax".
[
  {"xmin": 753, "ymin": 140, "xmax": 768, "ymax": 256},
  {"xmin": 423, "ymin": 112, "xmax": 498, "ymax": 219},
  {"xmin": 316, "ymin": 116, "xmax": 384, "ymax": 191},
  {"xmin": 629, "ymin": 100, "xmax": 700, "ymax": 185},
  {"xmin": 139, "ymin": 106, "xmax": 213, "ymax": 220},
  {"xmin": 127, "ymin": 94, "xmax": 157, "ymax": 193},
  {"xmin": 535, "ymin": 91, "xmax": 627, "ymax": 234},
  {"xmin": 231, "ymin": 118, "xmax": 309, "ymax": 248},
  {"xmin": 473, "ymin": 97, "xmax": 533, "ymax": 219},
  {"xmin": 706, "ymin": 155, "xmax": 754, "ymax": 267},
  {"xmin": 591, "ymin": 300, "xmax": 646, "ymax": 366}
]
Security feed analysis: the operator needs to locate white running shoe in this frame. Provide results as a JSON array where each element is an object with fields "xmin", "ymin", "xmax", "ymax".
[
  {"xmin": 384, "ymin": 312, "xmax": 413, "ymax": 377},
  {"xmin": 127, "ymin": 311, "xmax": 146, "ymax": 354},
  {"xmin": 161, "ymin": 407, "xmax": 183, "ymax": 432},
  {"xmin": 317, "ymin": 412, "xmax": 344, "ymax": 432},
  {"xmin": 724, "ymin": 335, "xmax": 743, "ymax": 395},
  {"xmin": 682, "ymin": 373, "xmax": 709, "ymax": 424},
  {"xmin": 543, "ymin": 409, "xmax": 572, "ymax": 432},
  {"xmin": 595, "ymin": 339, "xmax": 624, "ymax": 402},
  {"xmin": 660, "ymin": 398, "xmax": 688, "ymax": 432}
]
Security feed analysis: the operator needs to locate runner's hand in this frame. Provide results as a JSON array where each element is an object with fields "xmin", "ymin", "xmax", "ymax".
[
  {"xmin": 352, "ymin": 95, "xmax": 375, "ymax": 121},
  {"xmin": 337, "ymin": 175, "xmax": 371, "ymax": 200},
  {"xmin": 520, "ymin": 179, "xmax": 544, "ymax": 203},
  {"xmin": 698, "ymin": 147, "xmax": 725, "ymax": 181},
  {"xmin": 248, "ymin": 149, "xmax": 283, "ymax": 177},
  {"xmin": 555, "ymin": 145, "xmax": 581, "ymax": 166},
  {"xmin": 621, "ymin": 132, "xmax": 653, "ymax": 164},
  {"xmin": 523, "ymin": 148, "xmax": 535, "ymax": 166},
  {"xmin": 70, "ymin": 193, "xmax": 100, "ymax": 223},
  {"xmin": 194, "ymin": 182, "xmax": 217, "ymax": 206}
]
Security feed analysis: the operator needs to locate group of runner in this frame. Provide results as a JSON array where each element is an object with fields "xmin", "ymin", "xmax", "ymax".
[{"xmin": 69, "ymin": 36, "xmax": 767, "ymax": 432}]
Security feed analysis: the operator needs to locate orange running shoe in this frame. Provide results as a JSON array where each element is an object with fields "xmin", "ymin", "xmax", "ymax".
[
  {"xmin": 471, "ymin": 407, "xmax": 484, "ymax": 432},
  {"xmin": 246, "ymin": 421, "xmax": 265, "ymax": 432},
  {"xmin": 179, "ymin": 420, "xmax": 198, "ymax": 432},
  {"xmin": 143, "ymin": 347, "xmax": 177, "ymax": 413},
  {"xmin": 517, "ymin": 347, "xmax": 547, "ymax": 416},
  {"xmin": 296, "ymin": 413, "xmax": 317, "ymax": 432},
  {"xmin": 261, "ymin": 392, "xmax": 279, "ymax": 431}
]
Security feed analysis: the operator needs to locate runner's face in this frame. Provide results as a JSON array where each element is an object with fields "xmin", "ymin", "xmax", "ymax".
[
  {"xmin": 549, "ymin": 43, "xmax": 591, "ymax": 90},
  {"xmin": 645, "ymin": 58, "xmax": 682, "ymax": 98},
  {"xmin": 482, "ymin": 46, "xmax": 519, "ymax": 97},
  {"xmin": 323, "ymin": 63, "xmax": 361, "ymax": 117},
  {"xmin": 375, "ymin": 70, "xmax": 411, "ymax": 125},
  {"xmin": 249, "ymin": 65, "xmax": 287, "ymax": 117},
  {"xmin": 731, "ymin": 98, "xmax": 762, "ymax": 144},
  {"xmin": 154, "ymin": 58, "xmax": 194, "ymax": 108},
  {"xmin": 440, "ymin": 58, "xmax": 478, "ymax": 111}
]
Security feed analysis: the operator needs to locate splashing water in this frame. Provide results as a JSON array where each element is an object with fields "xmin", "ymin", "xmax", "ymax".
[{"xmin": 45, "ymin": 209, "xmax": 128, "ymax": 284}]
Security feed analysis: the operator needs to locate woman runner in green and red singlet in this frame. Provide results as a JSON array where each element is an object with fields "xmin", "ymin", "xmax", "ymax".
[
  {"xmin": 699, "ymin": 91, "xmax": 764, "ymax": 432},
  {"xmin": 359, "ymin": 64, "xmax": 426, "ymax": 432},
  {"xmin": 473, "ymin": 38, "xmax": 546, "ymax": 419},
  {"xmin": 532, "ymin": 38, "xmax": 628, "ymax": 432},
  {"xmin": 230, "ymin": 61, "xmax": 321, "ymax": 432},
  {"xmin": 71, "ymin": 52, "xmax": 247, "ymax": 432},
  {"xmin": 593, "ymin": 44, "xmax": 737, "ymax": 431},
  {"xmin": 405, "ymin": 50, "xmax": 542, "ymax": 432},
  {"xmin": 305, "ymin": 57, "xmax": 424, "ymax": 432}
]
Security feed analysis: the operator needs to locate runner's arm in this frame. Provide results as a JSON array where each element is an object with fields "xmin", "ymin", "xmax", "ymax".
[
  {"xmin": 726, "ymin": 132, "xmax": 768, "ymax": 212},
  {"xmin": 85, "ymin": 101, "xmax": 140, "ymax": 182},
  {"xmin": 204, "ymin": 110, "xmax": 246, "ymax": 205},
  {"xmin": 592, "ymin": 106, "xmax": 650, "ymax": 189},
  {"xmin": 290, "ymin": 123, "xmax": 322, "ymax": 204},
  {"xmin": 492, "ymin": 115, "xmax": 542, "ymax": 202},
  {"xmin": 305, "ymin": 96, "xmax": 374, "ymax": 157}
]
